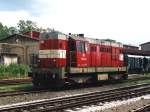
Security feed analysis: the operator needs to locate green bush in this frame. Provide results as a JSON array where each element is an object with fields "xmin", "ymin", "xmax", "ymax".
[
  {"xmin": 0, "ymin": 65, "xmax": 7, "ymax": 78},
  {"xmin": 0, "ymin": 64, "xmax": 30, "ymax": 79}
]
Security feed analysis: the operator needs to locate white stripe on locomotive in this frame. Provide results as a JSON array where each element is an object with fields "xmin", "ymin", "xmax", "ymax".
[{"xmin": 39, "ymin": 50, "xmax": 66, "ymax": 58}]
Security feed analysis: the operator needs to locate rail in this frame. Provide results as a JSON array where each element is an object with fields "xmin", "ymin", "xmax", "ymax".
[{"xmin": 0, "ymin": 83, "xmax": 150, "ymax": 111}]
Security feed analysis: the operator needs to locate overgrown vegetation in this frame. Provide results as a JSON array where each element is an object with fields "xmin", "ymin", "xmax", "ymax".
[
  {"xmin": 0, "ymin": 64, "xmax": 30, "ymax": 79},
  {"xmin": 0, "ymin": 83, "xmax": 32, "ymax": 92}
]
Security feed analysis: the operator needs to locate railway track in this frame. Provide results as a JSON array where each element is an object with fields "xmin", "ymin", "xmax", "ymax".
[
  {"xmin": 0, "ymin": 76, "xmax": 150, "ymax": 98},
  {"xmin": 128, "ymin": 75, "xmax": 150, "ymax": 81},
  {"xmin": 132, "ymin": 104, "xmax": 150, "ymax": 112},
  {"xmin": 0, "ymin": 88, "xmax": 50, "ymax": 98},
  {"xmin": 0, "ymin": 83, "xmax": 150, "ymax": 112},
  {"xmin": 0, "ymin": 79, "xmax": 31, "ymax": 86},
  {"xmin": 0, "ymin": 74, "xmax": 149, "ymax": 86}
]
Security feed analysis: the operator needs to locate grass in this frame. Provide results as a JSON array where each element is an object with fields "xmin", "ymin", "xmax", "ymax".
[{"xmin": 0, "ymin": 83, "xmax": 33, "ymax": 92}]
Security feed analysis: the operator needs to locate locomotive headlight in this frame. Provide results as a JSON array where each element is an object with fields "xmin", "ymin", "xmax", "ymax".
[
  {"xmin": 37, "ymin": 59, "xmax": 40, "ymax": 63},
  {"xmin": 40, "ymin": 40, "xmax": 44, "ymax": 44},
  {"xmin": 52, "ymin": 74, "xmax": 56, "ymax": 79},
  {"xmin": 119, "ymin": 54, "xmax": 124, "ymax": 61}
]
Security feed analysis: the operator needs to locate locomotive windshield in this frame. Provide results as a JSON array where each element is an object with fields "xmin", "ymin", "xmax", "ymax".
[{"xmin": 77, "ymin": 41, "xmax": 86, "ymax": 53}]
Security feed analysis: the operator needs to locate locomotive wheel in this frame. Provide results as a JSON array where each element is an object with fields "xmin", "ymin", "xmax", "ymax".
[
  {"xmin": 52, "ymin": 80, "xmax": 65, "ymax": 89},
  {"xmin": 32, "ymin": 78, "xmax": 42, "ymax": 87},
  {"xmin": 32, "ymin": 80, "xmax": 40, "ymax": 87},
  {"xmin": 122, "ymin": 74, "xmax": 128, "ymax": 80}
]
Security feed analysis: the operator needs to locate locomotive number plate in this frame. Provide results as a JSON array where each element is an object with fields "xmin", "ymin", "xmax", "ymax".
[{"xmin": 97, "ymin": 74, "xmax": 108, "ymax": 80}]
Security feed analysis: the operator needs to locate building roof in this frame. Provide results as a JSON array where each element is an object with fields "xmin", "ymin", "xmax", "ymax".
[
  {"xmin": 123, "ymin": 49, "xmax": 150, "ymax": 56},
  {"xmin": 0, "ymin": 33, "xmax": 39, "ymax": 42},
  {"xmin": 140, "ymin": 42, "xmax": 150, "ymax": 46},
  {"xmin": 123, "ymin": 44, "xmax": 139, "ymax": 48}
]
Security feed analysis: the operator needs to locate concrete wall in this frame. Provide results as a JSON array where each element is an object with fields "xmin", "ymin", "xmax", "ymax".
[{"xmin": 0, "ymin": 34, "xmax": 39, "ymax": 65}]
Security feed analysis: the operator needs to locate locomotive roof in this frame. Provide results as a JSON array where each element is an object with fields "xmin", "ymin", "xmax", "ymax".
[
  {"xmin": 39, "ymin": 32, "xmax": 123, "ymax": 47},
  {"xmin": 69, "ymin": 35, "xmax": 88, "ymax": 41},
  {"xmin": 69, "ymin": 35, "xmax": 123, "ymax": 47},
  {"xmin": 40, "ymin": 31, "xmax": 67, "ymax": 40}
]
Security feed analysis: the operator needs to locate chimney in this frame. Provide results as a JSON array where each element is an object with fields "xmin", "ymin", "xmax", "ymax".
[{"xmin": 78, "ymin": 34, "xmax": 84, "ymax": 37}]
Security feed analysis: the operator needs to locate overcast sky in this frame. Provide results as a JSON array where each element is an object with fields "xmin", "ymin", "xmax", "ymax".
[{"xmin": 0, "ymin": 0, "xmax": 150, "ymax": 46}]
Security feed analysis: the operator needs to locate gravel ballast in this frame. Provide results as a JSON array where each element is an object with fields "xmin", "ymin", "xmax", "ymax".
[
  {"xmin": 67, "ymin": 94, "xmax": 150, "ymax": 112},
  {"xmin": 0, "ymin": 79, "xmax": 150, "ymax": 106}
]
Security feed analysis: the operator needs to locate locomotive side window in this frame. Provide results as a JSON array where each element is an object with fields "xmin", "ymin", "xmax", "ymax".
[
  {"xmin": 81, "ymin": 41, "xmax": 86, "ymax": 53},
  {"xmin": 91, "ymin": 46, "xmax": 96, "ymax": 52},
  {"xmin": 100, "ymin": 47, "xmax": 111, "ymax": 52},
  {"xmin": 77, "ymin": 41, "xmax": 86, "ymax": 53},
  {"xmin": 77, "ymin": 41, "xmax": 81, "ymax": 52}
]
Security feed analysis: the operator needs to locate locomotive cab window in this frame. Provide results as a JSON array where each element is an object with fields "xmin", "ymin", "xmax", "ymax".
[{"xmin": 77, "ymin": 41, "xmax": 86, "ymax": 53}]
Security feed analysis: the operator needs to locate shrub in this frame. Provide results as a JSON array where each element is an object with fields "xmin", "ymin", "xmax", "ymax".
[
  {"xmin": 0, "ymin": 65, "xmax": 7, "ymax": 78},
  {"xmin": 0, "ymin": 64, "xmax": 30, "ymax": 79}
]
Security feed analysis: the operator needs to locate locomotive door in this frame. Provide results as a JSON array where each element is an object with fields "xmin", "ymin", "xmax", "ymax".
[
  {"xmin": 76, "ymin": 40, "xmax": 88, "ymax": 67},
  {"xmin": 90, "ymin": 45, "xmax": 97, "ymax": 66},
  {"xmin": 112, "ymin": 47, "xmax": 119, "ymax": 67},
  {"xmin": 68, "ymin": 38, "xmax": 76, "ymax": 67}
]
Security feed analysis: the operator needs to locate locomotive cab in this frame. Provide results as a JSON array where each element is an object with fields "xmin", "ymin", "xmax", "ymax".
[{"xmin": 68, "ymin": 34, "xmax": 89, "ymax": 67}]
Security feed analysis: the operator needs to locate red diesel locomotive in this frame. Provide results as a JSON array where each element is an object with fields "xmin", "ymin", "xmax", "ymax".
[{"xmin": 30, "ymin": 31, "xmax": 128, "ymax": 88}]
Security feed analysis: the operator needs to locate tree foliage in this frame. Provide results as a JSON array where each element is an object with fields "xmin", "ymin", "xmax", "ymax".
[
  {"xmin": 8, "ymin": 26, "xmax": 18, "ymax": 35},
  {"xmin": 17, "ymin": 20, "xmax": 39, "ymax": 33},
  {"xmin": 0, "ymin": 22, "xmax": 9, "ymax": 39},
  {"xmin": 0, "ymin": 19, "xmax": 56, "ymax": 39}
]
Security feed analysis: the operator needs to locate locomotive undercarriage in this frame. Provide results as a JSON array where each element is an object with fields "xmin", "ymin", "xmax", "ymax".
[{"xmin": 29, "ymin": 67, "xmax": 128, "ymax": 88}]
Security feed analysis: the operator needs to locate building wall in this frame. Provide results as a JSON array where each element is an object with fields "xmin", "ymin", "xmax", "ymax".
[
  {"xmin": 10, "ymin": 47, "xmax": 24, "ymax": 64},
  {"xmin": 141, "ymin": 43, "xmax": 150, "ymax": 51},
  {"xmin": 27, "ymin": 45, "xmax": 39, "ymax": 65},
  {"xmin": 0, "ymin": 34, "xmax": 39, "ymax": 65}
]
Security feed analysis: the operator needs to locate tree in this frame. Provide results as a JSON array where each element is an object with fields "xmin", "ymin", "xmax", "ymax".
[
  {"xmin": 0, "ymin": 22, "xmax": 9, "ymax": 39},
  {"xmin": 17, "ymin": 20, "xmax": 38, "ymax": 33},
  {"xmin": 8, "ymin": 27, "xmax": 18, "ymax": 35}
]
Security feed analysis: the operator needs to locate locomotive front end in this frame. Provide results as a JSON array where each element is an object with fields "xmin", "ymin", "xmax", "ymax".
[{"xmin": 30, "ymin": 31, "xmax": 67, "ymax": 88}]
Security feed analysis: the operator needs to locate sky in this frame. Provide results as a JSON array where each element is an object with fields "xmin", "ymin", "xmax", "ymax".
[{"xmin": 0, "ymin": 0, "xmax": 150, "ymax": 46}]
